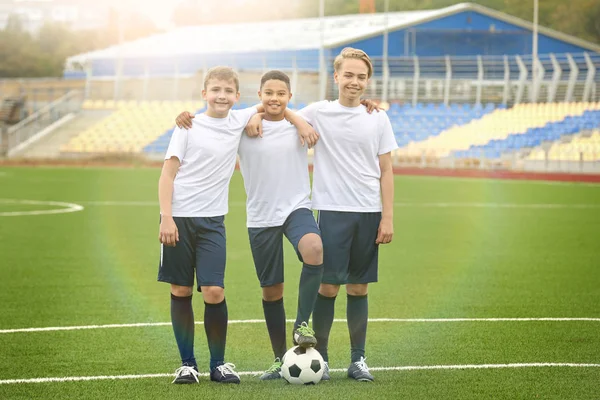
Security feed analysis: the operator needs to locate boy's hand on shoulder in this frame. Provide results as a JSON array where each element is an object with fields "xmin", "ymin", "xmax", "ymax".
[
  {"xmin": 360, "ymin": 99, "xmax": 383, "ymax": 114},
  {"xmin": 175, "ymin": 111, "xmax": 194, "ymax": 129},
  {"xmin": 297, "ymin": 123, "xmax": 320, "ymax": 148},
  {"xmin": 375, "ymin": 217, "xmax": 393, "ymax": 245},
  {"xmin": 159, "ymin": 216, "xmax": 179, "ymax": 247},
  {"xmin": 245, "ymin": 113, "xmax": 264, "ymax": 138}
]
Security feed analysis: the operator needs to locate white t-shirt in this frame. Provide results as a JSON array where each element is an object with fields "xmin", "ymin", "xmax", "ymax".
[
  {"xmin": 165, "ymin": 107, "xmax": 257, "ymax": 217},
  {"xmin": 299, "ymin": 100, "xmax": 398, "ymax": 212},
  {"xmin": 238, "ymin": 119, "xmax": 312, "ymax": 227}
]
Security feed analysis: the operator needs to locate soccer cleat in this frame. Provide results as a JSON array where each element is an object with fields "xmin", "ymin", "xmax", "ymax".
[
  {"xmin": 293, "ymin": 321, "xmax": 317, "ymax": 348},
  {"xmin": 321, "ymin": 361, "xmax": 330, "ymax": 381},
  {"xmin": 210, "ymin": 362, "xmax": 241, "ymax": 384},
  {"xmin": 347, "ymin": 357, "xmax": 374, "ymax": 382},
  {"xmin": 259, "ymin": 358, "xmax": 282, "ymax": 380},
  {"xmin": 172, "ymin": 365, "xmax": 199, "ymax": 384}
]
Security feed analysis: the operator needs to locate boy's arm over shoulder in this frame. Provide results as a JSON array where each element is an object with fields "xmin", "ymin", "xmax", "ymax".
[
  {"xmin": 284, "ymin": 107, "xmax": 320, "ymax": 148},
  {"xmin": 297, "ymin": 100, "xmax": 329, "ymax": 126},
  {"xmin": 232, "ymin": 105, "xmax": 260, "ymax": 126}
]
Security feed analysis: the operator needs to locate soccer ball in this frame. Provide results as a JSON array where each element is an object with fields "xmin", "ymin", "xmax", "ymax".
[{"xmin": 281, "ymin": 346, "xmax": 325, "ymax": 385}]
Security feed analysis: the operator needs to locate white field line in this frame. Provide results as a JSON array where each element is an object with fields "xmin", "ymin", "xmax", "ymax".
[
  {"xmin": 2, "ymin": 317, "xmax": 599, "ymax": 334},
  {"xmin": 1, "ymin": 363, "xmax": 599, "ymax": 385},
  {"xmin": 76, "ymin": 200, "xmax": 600, "ymax": 209},
  {"xmin": 399, "ymin": 175, "xmax": 600, "ymax": 187},
  {"xmin": 0, "ymin": 199, "xmax": 84, "ymax": 217}
]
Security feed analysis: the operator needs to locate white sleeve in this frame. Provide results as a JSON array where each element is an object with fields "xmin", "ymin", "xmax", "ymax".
[
  {"xmin": 298, "ymin": 100, "xmax": 328, "ymax": 125},
  {"xmin": 378, "ymin": 112, "xmax": 399, "ymax": 155},
  {"xmin": 165, "ymin": 127, "xmax": 188, "ymax": 161},
  {"xmin": 235, "ymin": 106, "xmax": 259, "ymax": 126}
]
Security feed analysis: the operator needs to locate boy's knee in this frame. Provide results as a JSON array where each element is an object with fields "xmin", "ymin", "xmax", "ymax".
[
  {"xmin": 171, "ymin": 285, "xmax": 193, "ymax": 297},
  {"xmin": 201, "ymin": 286, "xmax": 225, "ymax": 304},
  {"xmin": 299, "ymin": 234, "xmax": 323, "ymax": 265},
  {"xmin": 346, "ymin": 283, "xmax": 368, "ymax": 296},
  {"xmin": 319, "ymin": 283, "xmax": 340, "ymax": 298},
  {"xmin": 262, "ymin": 283, "xmax": 284, "ymax": 302}
]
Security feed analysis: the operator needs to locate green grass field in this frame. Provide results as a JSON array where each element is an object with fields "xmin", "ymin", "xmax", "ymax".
[{"xmin": 0, "ymin": 166, "xmax": 599, "ymax": 399}]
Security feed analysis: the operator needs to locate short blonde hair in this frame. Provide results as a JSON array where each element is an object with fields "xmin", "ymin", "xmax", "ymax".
[
  {"xmin": 203, "ymin": 66, "xmax": 240, "ymax": 91},
  {"xmin": 333, "ymin": 47, "xmax": 373, "ymax": 78}
]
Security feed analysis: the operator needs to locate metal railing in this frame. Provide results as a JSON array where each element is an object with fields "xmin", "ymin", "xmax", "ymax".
[
  {"xmin": 2, "ymin": 90, "xmax": 83, "ymax": 156},
  {"xmin": 66, "ymin": 52, "xmax": 600, "ymax": 106}
]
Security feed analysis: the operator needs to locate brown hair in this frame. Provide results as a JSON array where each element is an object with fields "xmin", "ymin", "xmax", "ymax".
[
  {"xmin": 260, "ymin": 70, "xmax": 291, "ymax": 91},
  {"xmin": 203, "ymin": 66, "xmax": 240, "ymax": 91},
  {"xmin": 333, "ymin": 47, "xmax": 373, "ymax": 78}
]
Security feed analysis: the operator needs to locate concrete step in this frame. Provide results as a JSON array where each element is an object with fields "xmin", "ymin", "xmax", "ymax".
[{"xmin": 18, "ymin": 110, "xmax": 114, "ymax": 159}]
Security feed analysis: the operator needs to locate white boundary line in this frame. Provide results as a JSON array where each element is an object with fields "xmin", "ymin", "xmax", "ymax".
[
  {"xmin": 2, "ymin": 317, "xmax": 599, "ymax": 334},
  {"xmin": 0, "ymin": 199, "xmax": 84, "ymax": 217},
  {"xmin": 399, "ymin": 175, "xmax": 600, "ymax": 187},
  {"xmin": 1, "ymin": 363, "xmax": 599, "ymax": 385},
  {"xmin": 76, "ymin": 200, "xmax": 600, "ymax": 209}
]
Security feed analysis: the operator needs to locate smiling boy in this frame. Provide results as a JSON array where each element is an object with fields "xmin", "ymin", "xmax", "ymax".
[
  {"xmin": 158, "ymin": 66, "xmax": 257, "ymax": 385},
  {"xmin": 297, "ymin": 47, "xmax": 398, "ymax": 382},
  {"xmin": 237, "ymin": 70, "xmax": 323, "ymax": 380}
]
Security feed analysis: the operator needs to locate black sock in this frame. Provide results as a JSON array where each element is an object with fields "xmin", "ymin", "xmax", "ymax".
[
  {"xmin": 294, "ymin": 263, "xmax": 324, "ymax": 330},
  {"xmin": 262, "ymin": 297, "xmax": 287, "ymax": 360},
  {"xmin": 204, "ymin": 298, "xmax": 228, "ymax": 371},
  {"xmin": 170, "ymin": 293, "xmax": 196, "ymax": 367},
  {"xmin": 347, "ymin": 293, "xmax": 368, "ymax": 363},
  {"xmin": 312, "ymin": 293, "xmax": 336, "ymax": 362}
]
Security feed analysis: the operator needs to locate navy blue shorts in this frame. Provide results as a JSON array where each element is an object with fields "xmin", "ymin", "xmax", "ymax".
[
  {"xmin": 317, "ymin": 210, "xmax": 381, "ymax": 285},
  {"xmin": 248, "ymin": 208, "xmax": 321, "ymax": 287},
  {"xmin": 157, "ymin": 216, "xmax": 226, "ymax": 291}
]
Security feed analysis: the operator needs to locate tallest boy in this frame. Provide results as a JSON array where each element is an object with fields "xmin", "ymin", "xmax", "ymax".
[{"xmin": 296, "ymin": 47, "xmax": 397, "ymax": 381}]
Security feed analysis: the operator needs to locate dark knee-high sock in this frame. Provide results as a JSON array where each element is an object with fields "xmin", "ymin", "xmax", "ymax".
[
  {"xmin": 312, "ymin": 293, "xmax": 336, "ymax": 362},
  {"xmin": 171, "ymin": 293, "xmax": 196, "ymax": 367},
  {"xmin": 347, "ymin": 294, "xmax": 368, "ymax": 363},
  {"xmin": 204, "ymin": 298, "xmax": 228, "ymax": 371},
  {"xmin": 262, "ymin": 297, "xmax": 287, "ymax": 360},
  {"xmin": 294, "ymin": 263, "xmax": 324, "ymax": 330}
]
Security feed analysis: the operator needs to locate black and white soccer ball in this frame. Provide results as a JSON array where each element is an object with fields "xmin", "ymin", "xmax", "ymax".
[{"xmin": 281, "ymin": 345, "xmax": 325, "ymax": 384}]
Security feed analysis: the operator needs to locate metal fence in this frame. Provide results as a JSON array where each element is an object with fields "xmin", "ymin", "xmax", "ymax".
[
  {"xmin": 5, "ymin": 52, "xmax": 597, "ymax": 106},
  {"xmin": 360, "ymin": 52, "xmax": 599, "ymax": 106},
  {"xmin": 1, "ymin": 91, "xmax": 83, "ymax": 156}
]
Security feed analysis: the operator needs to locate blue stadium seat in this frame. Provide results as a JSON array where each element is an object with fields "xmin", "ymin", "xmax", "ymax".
[{"xmin": 454, "ymin": 110, "xmax": 600, "ymax": 159}]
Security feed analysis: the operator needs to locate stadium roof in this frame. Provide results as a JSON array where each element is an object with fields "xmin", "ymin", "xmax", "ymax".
[{"xmin": 67, "ymin": 2, "xmax": 600, "ymax": 66}]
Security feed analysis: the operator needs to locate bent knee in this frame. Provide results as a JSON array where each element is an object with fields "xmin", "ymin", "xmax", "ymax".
[
  {"xmin": 171, "ymin": 285, "xmax": 193, "ymax": 297},
  {"xmin": 299, "ymin": 234, "xmax": 323, "ymax": 265},
  {"xmin": 201, "ymin": 286, "xmax": 225, "ymax": 304}
]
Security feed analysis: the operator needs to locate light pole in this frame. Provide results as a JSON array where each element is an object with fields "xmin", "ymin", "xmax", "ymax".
[{"xmin": 532, "ymin": 0, "xmax": 539, "ymax": 102}]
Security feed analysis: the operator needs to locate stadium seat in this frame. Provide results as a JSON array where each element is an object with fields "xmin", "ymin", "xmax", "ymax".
[
  {"xmin": 397, "ymin": 102, "xmax": 600, "ymax": 159},
  {"xmin": 62, "ymin": 101, "xmax": 206, "ymax": 154}
]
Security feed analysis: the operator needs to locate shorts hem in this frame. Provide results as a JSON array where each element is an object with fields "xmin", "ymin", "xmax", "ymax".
[
  {"xmin": 259, "ymin": 280, "xmax": 284, "ymax": 288},
  {"xmin": 157, "ymin": 277, "xmax": 194, "ymax": 287},
  {"xmin": 197, "ymin": 282, "xmax": 225, "ymax": 289}
]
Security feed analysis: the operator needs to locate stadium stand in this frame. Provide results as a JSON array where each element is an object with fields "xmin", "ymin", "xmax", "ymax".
[
  {"xmin": 397, "ymin": 102, "xmax": 600, "ymax": 159},
  {"xmin": 456, "ymin": 109, "xmax": 600, "ymax": 159},
  {"xmin": 527, "ymin": 130, "xmax": 600, "ymax": 161},
  {"xmin": 388, "ymin": 102, "xmax": 498, "ymax": 147},
  {"xmin": 61, "ymin": 101, "xmax": 205, "ymax": 154}
]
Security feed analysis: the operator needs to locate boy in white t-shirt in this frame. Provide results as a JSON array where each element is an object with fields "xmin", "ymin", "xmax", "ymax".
[
  {"xmin": 297, "ymin": 48, "xmax": 398, "ymax": 382},
  {"xmin": 159, "ymin": 66, "xmax": 266, "ymax": 385},
  {"xmin": 238, "ymin": 70, "xmax": 324, "ymax": 380}
]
